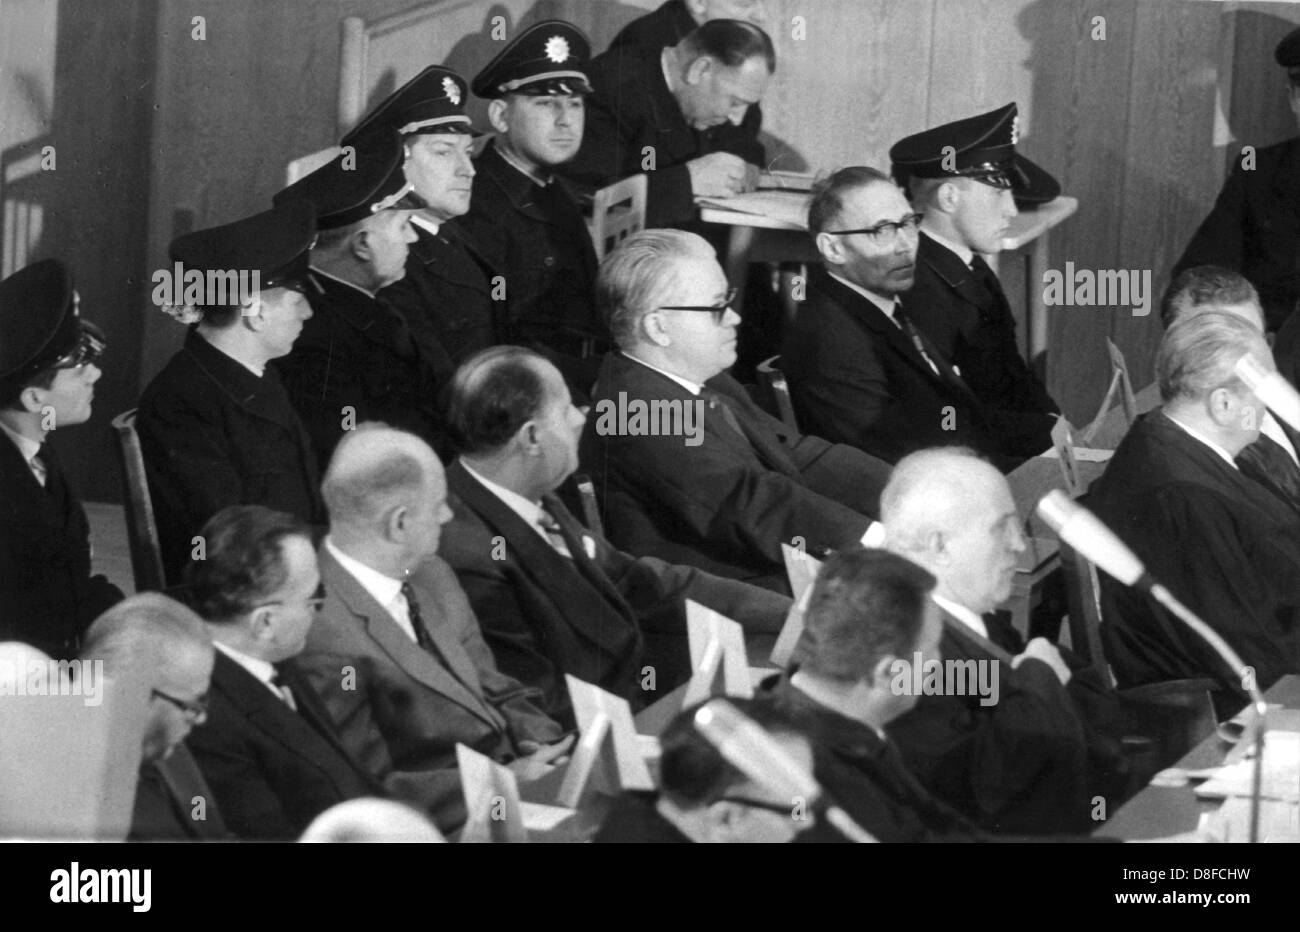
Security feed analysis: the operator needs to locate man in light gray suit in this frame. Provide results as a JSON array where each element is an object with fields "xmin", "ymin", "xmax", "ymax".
[{"xmin": 297, "ymin": 422, "xmax": 571, "ymax": 832}]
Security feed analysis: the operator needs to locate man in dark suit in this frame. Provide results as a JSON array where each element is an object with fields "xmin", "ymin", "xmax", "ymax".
[
  {"xmin": 438, "ymin": 345, "xmax": 792, "ymax": 725},
  {"xmin": 1160, "ymin": 265, "xmax": 1300, "ymax": 516},
  {"xmin": 562, "ymin": 19, "xmax": 773, "ymax": 228},
  {"xmin": 1174, "ymin": 27, "xmax": 1300, "ymax": 332},
  {"xmin": 136, "ymin": 202, "xmax": 326, "ymax": 584},
  {"xmin": 0, "ymin": 260, "xmax": 121, "ymax": 658},
  {"xmin": 606, "ymin": 1, "xmax": 769, "ymax": 174},
  {"xmin": 1090, "ymin": 311, "xmax": 1300, "ymax": 715},
  {"xmin": 889, "ymin": 103, "xmax": 1061, "ymax": 449},
  {"xmin": 784, "ymin": 167, "xmax": 1045, "ymax": 469},
  {"xmin": 297, "ymin": 422, "xmax": 571, "ymax": 832},
  {"xmin": 183, "ymin": 505, "xmax": 382, "ymax": 840},
  {"xmin": 344, "ymin": 66, "xmax": 501, "ymax": 372},
  {"xmin": 880, "ymin": 447, "xmax": 1124, "ymax": 834},
  {"xmin": 76, "ymin": 593, "xmax": 230, "ymax": 841},
  {"xmin": 460, "ymin": 22, "xmax": 604, "ymax": 384},
  {"xmin": 272, "ymin": 130, "xmax": 448, "ymax": 463},
  {"xmin": 580, "ymin": 229, "xmax": 889, "ymax": 593}
]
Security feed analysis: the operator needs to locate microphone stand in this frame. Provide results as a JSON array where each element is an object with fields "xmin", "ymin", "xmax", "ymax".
[{"xmin": 1146, "ymin": 581, "xmax": 1269, "ymax": 843}]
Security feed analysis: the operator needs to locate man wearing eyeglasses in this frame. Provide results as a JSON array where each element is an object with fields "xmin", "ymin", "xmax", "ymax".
[
  {"xmin": 890, "ymin": 104, "xmax": 1061, "ymax": 458},
  {"xmin": 785, "ymin": 167, "xmax": 1039, "ymax": 469},
  {"xmin": 180, "ymin": 505, "xmax": 383, "ymax": 840},
  {"xmin": 0, "ymin": 260, "xmax": 122, "ymax": 660},
  {"xmin": 580, "ymin": 229, "xmax": 889, "ymax": 594}
]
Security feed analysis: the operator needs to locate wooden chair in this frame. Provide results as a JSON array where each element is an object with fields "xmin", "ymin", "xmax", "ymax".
[
  {"xmin": 109, "ymin": 409, "xmax": 166, "ymax": 593},
  {"xmin": 755, "ymin": 355, "xmax": 799, "ymax": 432},
  {"xmin": 587, "ymin": 174, "xmax": 647, "ymax": 262}
]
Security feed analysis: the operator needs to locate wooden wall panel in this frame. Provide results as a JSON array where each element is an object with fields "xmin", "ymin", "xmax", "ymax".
[{"xmin": 1111, "ymin": 0, "xmax": 1224, "ymax": 395}]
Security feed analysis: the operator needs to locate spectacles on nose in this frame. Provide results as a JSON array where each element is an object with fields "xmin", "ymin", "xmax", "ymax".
[
  {"xmin": 255, "ymin": 584, "xmax": 328, "ymax": 614},
  {"xmin": 825, "ymin": 212, "xmax": 924, "ymax": 247},
  {"xmin": 152, "ymin": 688, "xmax": 209, "ymax": 722},
  {"xmin": 658, "ymin": 287, "xmax": 740, "ymax": 324}
]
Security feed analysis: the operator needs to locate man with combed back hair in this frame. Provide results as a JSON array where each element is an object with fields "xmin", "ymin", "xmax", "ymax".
[
  {"xmin": 296, "ymin": 422, "xmax": 569, "ymax": 832},
  {"xmin": 579, "ymin": 228, "xmax": 889, "ymax": 594},
  {"xmin": 439, "ymin": 345, "xmax": 791, "ymax": 725},
  {"xmin": 1089, "ymin": 311, "xmax": 1300, "ymax": 715}
]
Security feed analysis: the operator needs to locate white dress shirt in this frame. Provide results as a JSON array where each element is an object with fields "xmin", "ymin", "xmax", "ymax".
[
  {"xmin": 932, "ymin": 593, "xmax": 988, "ymax": 640},
  {"xmin": 1163, "ymin": 412, "xmax": 1239, "ymax": 470},
  {"xmin": 214, "ymin": 641, "xmax": 295, "ymax": 709},
  {"xmin": 323, "ymin": 537, "xmax": 419, "ymax": 643},
  {"xmin": 922, "ymin": 227, "xmax": 975, "ymax": 267},
  {"xmin": 621, "ymin": 352, "xmax": 703, "ymax": 395},
  {"xmin": 410, "ymin": 214, "xmax": 441, "ymax": 238},
  {"xmin": 460, "ymin": 461, "xmax": 571, "ymax": 558},
  {"xmin": 0, "ymin": 422, "xmax": 44, "ymax": 487},
  {"xmin": 827, "ymin": 272, "xmax": 941, "ymax": 376}
]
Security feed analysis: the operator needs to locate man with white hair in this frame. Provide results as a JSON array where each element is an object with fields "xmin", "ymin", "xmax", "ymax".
[
  {"xmin": 880, "ymin": 447, "xmax": 1122, "ymax": 834},
  {"xmin": 579, "ymin": 228, "xmax": 890, "ymax": 593},
  {"xmin": 297, "ymin": 422, "xmax": 569, "ymax": 832},
  {"xmin": 1090, "ymin": 311, "xmax": 1300, "ymax": 714}
]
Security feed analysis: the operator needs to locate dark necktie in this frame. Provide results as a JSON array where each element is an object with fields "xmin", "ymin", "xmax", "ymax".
[
  {"xmin": 400, "ymin": 581, "xmax": 437, "ymax": 653},
  {"xmin": 893, "ymin": 302, "xmax": 955, "ymax": 386},
  {"xmin": 38, "ymin": 442, "xmax": 71, "ymax": 513},
  {"xmin": 1237, "ymin": 431, "xmax": 1300, "ymax": 513},
  {"xmin": 537, "ymin": 501, "xmax": 574, "ymax": 558},
  {"xmin": 702, "ymin": 389, "xmax": 746, "ymax": 439},
  {"xmin": 268, "ymin": 666, "xmax": 298, "ymax": 712}
]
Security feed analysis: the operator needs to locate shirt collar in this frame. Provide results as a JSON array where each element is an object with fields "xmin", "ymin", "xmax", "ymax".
[
  {"xmin": 459, "ymin": 459, "xmax": 549, "ymax": 530},
  {"xmin": 923, "ymin": 227, "xmax": 975, "ymax": 266},
  {"xmin": 621, "ymin": 351, "xmax": 702, "ymax": 395},
  {"xmin": 932, "ymin": 594, "xmax": 988, "ymax": 639},
  {"xmin": 827, "ymin": 272, "xmax": 899, "ymax": 319},
  {"xmin": 308, "ymin": 265, "xmax": 377, "ymax": 300},
  {"xmin": 788, "ymin": 671, "xmax": 887, "ymax": 740},
  {"xmin": 410, "ymin": 214, "xmax": 441, "ymax": 238},
  {"xmin": 0, "ymin": 420, "xmax": 41, "ymax": 465},
  {"xmin": 213, "ymin": 641, "xmax": 278, "ymax": 692},
  {"xmin": 324, "ymin": 536, "xmax": 404, "ymax": 608},
  {"xmin": 1163, "ymin": 410, "xmax": 1240, "ymax": 470}
]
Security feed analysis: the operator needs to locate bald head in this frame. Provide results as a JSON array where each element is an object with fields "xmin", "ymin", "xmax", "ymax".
[
  {"xmin": 321, "ymin": 422, "xmax": 453, "ymax": 573},
  {"xmin": 880, "ymin": 448, "xmax": 1025, "ymax": 614}
]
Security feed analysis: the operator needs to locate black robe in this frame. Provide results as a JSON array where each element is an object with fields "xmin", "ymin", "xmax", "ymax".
[{"xmin": 1087, "ymin": 409, "xmax": 1300, "ymax": 712}]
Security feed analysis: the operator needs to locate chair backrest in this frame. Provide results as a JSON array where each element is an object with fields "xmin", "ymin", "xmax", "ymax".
[
  {"xmin": 755, "ymin": 355, "xmax": 799, "ymax": 431},
  {"xmin": 573, "ymin": 472, "xmax": 604, "ymax": 539},
  {"xmin": 109, "ymin": 409, "xmax": 166, "ymax": 593},
  {"xmin": 587, "ymin": 174, "xmax": 647, "ymax": 262},
  {"xmin": 1058, "ymin": 539, "xmax": 1109, "ymax": 680}
]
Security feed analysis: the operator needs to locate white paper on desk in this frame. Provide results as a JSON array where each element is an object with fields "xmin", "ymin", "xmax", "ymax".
[
  {"xmin": 757, "ymin": 170, "xmax": 817, "ymax": 192},
  {"xmin": 520, "ymin": 801, "xmax": 575, "ymax": 832},
  {"xmin": 696, "ymin": 191, "xmax": 812, "ymax": 228},
  {"xmin": 1038, "ymin": 446, "xmax": 1114, "ymax": 463},
  {"xmin": 1194, "ymin": 732, "xmax": 1300, "ymax": 801}
]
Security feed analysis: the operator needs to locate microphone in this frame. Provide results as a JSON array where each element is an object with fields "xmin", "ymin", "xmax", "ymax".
[
  {"xmin": 1234, "ymin": 354, "xmax": 1300, "ymax": 434},
  {"xmin": 692, "ymin": 699, "xmax": 877, "ymax": 843},
  {"xmin": 1036, "ymin": 490, "xmax": 1271, "ymax": 842}
]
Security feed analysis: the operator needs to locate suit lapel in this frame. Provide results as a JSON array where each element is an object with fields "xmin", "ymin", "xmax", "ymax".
[
  {"xmin": 820, "ymin": 273, "xmax": 949, "ymax": 387},
  {"xmin": 318, "ymin": 548, "xmax": 501, "ymax": 727},
  {"xmin": 918, "ymin": 233, "xmax": 989, "ymax": 314}
]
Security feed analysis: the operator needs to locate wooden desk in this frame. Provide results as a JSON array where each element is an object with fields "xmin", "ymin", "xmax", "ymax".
[
  {"xmin": 1102, "ymin": 675, "xmax": 1300, "ymax": 840},
  {"xmin": 699, "ymin": 192, "xmax": 1078, "ymax": 378}
]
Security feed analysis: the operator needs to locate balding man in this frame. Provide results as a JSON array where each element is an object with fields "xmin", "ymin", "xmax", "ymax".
[
  {"xmin": 438, "ymin": 346, "xmax": 791, "ymax": 725},
  {"xmin": 580, "ymin": 229, "xmax": 889, "ymax": 592},
  {"xmin": 1160, "ymin": 265, "xmax": 1300, "ymax": 515},
  {"xmin": 296, "ymin": 422, "xmax": 567, "ymax": 831},
  {"xmin": 1090, "ymin": 311, "xmax": 1300, "ymax": 713},
  {"xmin": 563, "ymin": 19, "xmax": 773, "ymax": 228},
  {"xmin": 880, "ymin": 447, "xmax": 1123, "ymax": 834},
  {"xmin": 78, "ymin": 594, "xmax": 230, "ymax": 841}
]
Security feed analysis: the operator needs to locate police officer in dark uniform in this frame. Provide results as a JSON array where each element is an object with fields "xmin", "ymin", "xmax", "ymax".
[
  {"xmin": 135, "ymin": 201, "xmax": 326, "ymax": 584},
  {"xmin": 1176, "ymin": 26, "xmax": 1300, "ymax": 334},
  {"xmin": 461, "ymin": 21, "xmax": 603, "ymax": 393},
  {"xmin": 342, "ymin": 66, "xmax": 502, "ymax": 370},
  {"xmin": 890, "ymin": 102, "xmax": 1061, "ymax": 453},
  {"xmin": 271, "ymin": 131, "xmax": 446, "ymax": 463},
  {"xmin": 0, "ymin": 260, "xmax": 122, "ymax": 656}
]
